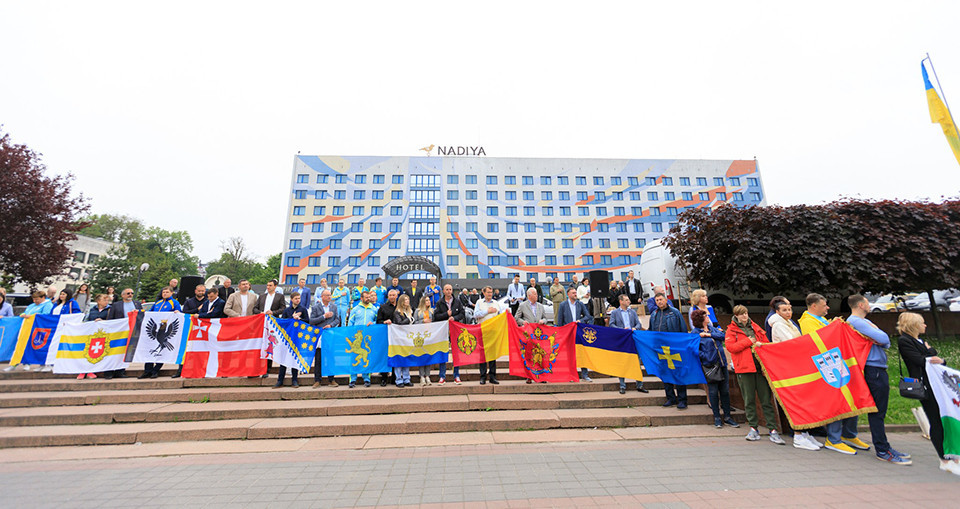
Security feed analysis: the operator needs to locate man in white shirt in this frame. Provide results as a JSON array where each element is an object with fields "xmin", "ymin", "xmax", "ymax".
[
  {"xmin": 225, "ymin": 280, "xmax": 257, "ymax": 317},
  {"xmin": 609, "ymin": 294, "xmax": 648, "ymax": 394},
  {"xmin": 255, "ymin": 279, "xmax": 285, "ymax": 316},
  {"xmin": 506, "ymin": 276, "xmax": 525, "ymax": 315},
  {"xmin": 471, "ymin": 286, "xmax": 501, "ymax": 385},
  {"xmin": 577, "ymin": 278, "xmax": 590, "ymax": 304}
]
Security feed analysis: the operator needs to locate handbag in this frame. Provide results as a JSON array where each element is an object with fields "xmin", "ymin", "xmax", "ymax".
[
  {"xmin": 702, "ymin": 362, "xmax": 725, "ymax": 383},
  {"xmin": 898, "ymin": 356, "xmax": 927, "ymax": 400}
]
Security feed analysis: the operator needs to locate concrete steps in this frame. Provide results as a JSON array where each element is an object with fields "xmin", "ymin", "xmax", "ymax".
[{"xmin": 0, "ymin": 364, "xmax": 745, "ymax": 449}]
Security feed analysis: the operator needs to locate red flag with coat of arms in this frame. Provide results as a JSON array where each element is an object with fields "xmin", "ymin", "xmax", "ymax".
[
  {"xmin": 508, "ymin": 321, "xmax": 578, "ymax": 382},
  {"xmin": 754, "ymin": 320, "xmax": 876, "ymax": 429}
]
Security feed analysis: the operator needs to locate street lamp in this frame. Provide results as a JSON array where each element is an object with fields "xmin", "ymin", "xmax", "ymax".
[{"xmin": 134, "ymin": 262, "xmax": 150, "ymax": 301}]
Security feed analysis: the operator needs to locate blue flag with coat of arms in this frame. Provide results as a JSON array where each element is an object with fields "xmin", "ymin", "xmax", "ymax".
[
  {"xmin": 0, "ymin": 317, "xmax": 23, "ymax": 362},
  {"xmin": 320, "ymin": 324, "xmax": 389, "ymax": 376},
  {"xmin": 632, "ymin": 330, "xmax": 706, "ymax": 385},
  {"xmin": 263, "ymin": 316, "xmax": 319, "ymax": 373}
]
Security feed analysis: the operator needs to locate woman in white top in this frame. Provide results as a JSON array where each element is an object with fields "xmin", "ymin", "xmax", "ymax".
[
  {"xmin": 392, "ymin": 295, "xmax": 415, "ymax": 388},
  {"xmin": 413, "ymin": 297, "xmax": 434, "ymax": 385},
  {"xmin": 74, "ymin": 284, "xmax": 91, "ymax": 314},
  {"xmin": 766, "ymin": 300, "xmax": 822, "ymax": 451}
]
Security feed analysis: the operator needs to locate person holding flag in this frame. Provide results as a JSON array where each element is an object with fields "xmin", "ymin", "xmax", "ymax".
[
  {"xmin": 897, "ymin": 312, "xmax": 959, "ymax": 475},
  {"xmin": 608, "ymin": 294, "xmax": 648, "ymax": 394},
  {"xmin": 346, "ymin": 291, "xmax": 378, "ymax": 388},
  {"xmin": 692, "ymin": 309, "xmax": 736, "ymax": 429},
  {"xmin": 309, "ymin": 289, "xmax": 340, "ymax": 387},
  {"xmin": 650, "ymin": 293, "xmax": 687, "ymax": 408},
  {"xmin": 799, "ymin": 293, "xmax": 870, "ymax": 455},
  {"xmin": 140, "ymin": 286, "xmax": 181, "ymax": 379},
  {"xmin": 767, "ymin": 299, "xmax": 821, "ymax": 451},
  {"xmin": 726, "ymin": 305, "xmax": 785, "ymax": 445},
  {"xmin": 351, "ymin": 278, "xmax": 369, "ymax": 311}
]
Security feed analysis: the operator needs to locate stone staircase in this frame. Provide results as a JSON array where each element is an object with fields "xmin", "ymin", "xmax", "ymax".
[{"xmin": 0, "ymin": 362, "xmax": 744, "ymax": 449}]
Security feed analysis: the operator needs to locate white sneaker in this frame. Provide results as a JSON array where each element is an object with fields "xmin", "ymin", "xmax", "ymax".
[
  {"xmin": 804, "ymin": 433, "xmax": 824, "ymax": 449},
  {"xmin": 793, "ymin": 434, "xmax": 819, "ymax": 451},
  {"xmin": 940, "ymin": 460, "xmax": 960, "ymax": 476},
  {"xmin": 745, "ymin": 427, "xmax": 761, "ymax": 441},
  {"xmin": 40, "ymin": 365, "xmax": 53, "ymax": 372},
  {"xmin": 2, "ymin": 365, "xmax": 15, "ymax": 372},
  {"xmin": 769, "ymin": 430, "xmax": 786, "ymax": 445},
  {"xmin": 21, "ymin": 365, "xmax": 31, "ymax": 371}
]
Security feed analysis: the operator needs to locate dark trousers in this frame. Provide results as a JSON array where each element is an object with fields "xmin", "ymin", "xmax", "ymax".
[
  {"xmin": 144, "ymin": 362, "xmax": 163, "ymax": 376},
  {"xmin": 312, "ymin": 349, "xmax": 335, "ymax": 384},
  {"xmin": 707, "ymin": 369, "xmax": 732, "ymax": 419},
  {"xmin": 864, "ymin": 365, "xmax": 890, "ymax": 454},
  {"xmin": 478, "ymin": 360, "xmax": 497, "ymax": 381},
  {"xmin": 664, "ymin": 383, "xmax": 687, "ymax": 404},
  {"xmin": 509, "ymin": 302, "xmax": 520, "ymax": 315},
  {"xmin": 921, "ymin": 392, "xmax": 946, "ymax": 459},
  {"xmin": 277, "ymin": 366, "xmax": 298, "ymax": 384}
]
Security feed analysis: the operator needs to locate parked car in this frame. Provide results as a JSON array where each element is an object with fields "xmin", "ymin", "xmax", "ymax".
[
  {"xmin": 4, "ymin": 293, "xmax": 33, "ymax": 316},
  {"xmin": 868, "ymin": 294, "xmax": 901, "ymax": 313},
  {"xmin": 904, "ymin": 290, "xmax": 960, "ymax": 312},
  {"xmin": 949, "ymin": 296, "xmax": 960, "ymax": 313}
]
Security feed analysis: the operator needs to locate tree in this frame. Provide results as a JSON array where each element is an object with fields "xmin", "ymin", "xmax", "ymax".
[
  {"xmin": 0, "ymin": 128, "xmax": 90, "ymax": 285},
  {"xmin": 204, "ymin": 235, "xmax": 281, "ymax": 285},
  {"xmin": 86, "ymin": 215, "xmax": 200, "ymax": 300},
  {"xmin": 251, "ymin": 253, "xmax": 282, "ymax": 285}
]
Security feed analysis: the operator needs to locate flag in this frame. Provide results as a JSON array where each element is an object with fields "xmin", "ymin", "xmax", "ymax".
[
  {"xmin": 926, "ymin": 361, "xmax": 960, "ymax": 459},
  {"xmin": 754, "ymin": 320, "xmax": 876, "ymax": 429},
  {"xmin": 52, "ymin": 318, "xmax": 130, "ymax": 374},
  {"xmin": 320, "ymin": 324, "xmax": 389, "ymax": 376},
  {"xmin": 181, "ymin": 315, "xmax": 268, "ymax": 378},
  {"xmin": 633, "ymin": 330, "xmax": 706, "ymax": 386},
  {"xmin": 575, "ymin": 324, "xmax": 645, "ymax": 381},
  {"xmin": 448, "ymin": 312, "xmax": 510, "ymax": 367},
  {"xmin": 130, "ymin": 312, "xmax": 191, "ymax": 365},
  {"xmin": 923, "ymin": 62, "xmax": 960, "ymax": 166},
  {"xmin": 0, "ymin": 317, "xmax": 23, "ymax": 362},
  {"xmin": 11, "ymin": 314, "xmax": 83, "ymax": 366},
  {"xmin": 509, "ymin": 321, "xmax": 578, "ymax": 382},
  {"xmin": 388, "ymin": 321, "xmax": 450, "ymax": 367},
  {"xmin": 263, "ymin": 316, "xmax": 319, "ymax": 373}
]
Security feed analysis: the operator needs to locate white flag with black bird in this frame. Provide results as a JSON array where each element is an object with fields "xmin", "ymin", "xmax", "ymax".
[{"xmin": 131, "ymin": 312, "xmax": 191, "ymax": 365}]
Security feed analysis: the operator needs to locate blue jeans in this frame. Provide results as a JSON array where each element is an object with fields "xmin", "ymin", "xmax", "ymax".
[
  {"xmin": 349, "ymin": 374, "xmax": 370, "ymax": 383},
  {"xmin": 619, "ymin": 378, "xmax": 645, "ymax": 390},
  {"xmin": 438, "ymin": 363, "xmax": 459, "ymax": 380},
  {"xmin": 826, "ymin": 416, "xmax": 859, "ymax": 443},
  {"xmin": 864, "ymin": 365, "xmax": 890, "ymax": 454},
  {"xmin": 394, "ymin": 366, "xmax": 410, "ymax": 385},
  {"xmin": 664, "ymin": 383, "xmax": 687, "ymax": 404}
]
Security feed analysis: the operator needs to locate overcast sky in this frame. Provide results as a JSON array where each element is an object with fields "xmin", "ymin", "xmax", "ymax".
[{"xmin": 3, "ymin": 1, "xmax": 959, "ymax": 262}]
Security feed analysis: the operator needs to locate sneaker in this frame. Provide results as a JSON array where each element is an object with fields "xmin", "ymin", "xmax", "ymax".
[
  {"xmin": 454, "ymin": 377, "xmax": 461, "ymax": 385},
  {"xmin": 77, "ymin": 374, "xmax": 86, "ymax": 380},
  {"xmin": 397, "ymin": 384, "xmax": 405, "ymax": 388},
  {"xmin": 2, "ymin": 365, "xmax": 15, "ymax": 372},
  {"xmin": 329, "ymin": 380, "xmax": 339, "ymax": 387},
  {"xmin": 438, "ymin": 378, "xmax": 445, "ymax": 386},
  {"xmin": 421, "ymin": 378, "xmax": 428, "ymax": 386},
  {"xmin": 877, "ymin": 450, "xmax": 912, "ymax": 465},
  {"xmin": 824, "ymin": 440, "xmax": 857, "ymax": 455},
  {"xmin": 619, "ymin": 387, "xmax": 626, "ymax": 394},
  {"xmin": 425, "ymin": 377, "xmax": 432, "ymax": 386},
  {"xmin": 41, "ymin": 365, "xmax": 53, "ymax": 372},
  {"xmin": 723, "ymin": 417, "xmax": 740, "ymax": 428},
  {"xmin": 291, "ymin": 381, "xmax": 299, "ymax": 388},
  {"xmin": 364, "ymin": 380, "xmax": 371, "ymax": 387},
  {"xmin": 312, "ymin": 382, "xmax": 321, "ymax": 389},
  {"xmin": 939, "ymin": 460, "xmax": 960, "ymax": 476},
  {"xmin": 21, "ymin": 365, "xmax": 31, "ymax": 371},
  {"xmin": 769, "ymin": 430, "xmax": 786, "ymax": 445},
  {"xmin": 87, "ymin": 373, "xmax": 97, "ymax": 379},
  {"xmin": 349, "ymin": 381, "xmax": 356, "ymax": 388},
  {"xmin": 842, "ymin": 437, "xmax": 871, "ymax": 451},
  {"xmin": 793, "ymin": 434, "xmax": 819, "ymax": 451},
  {"xmin": 714, "ymin": 418, "xmax": 722, "ymax": 429},
  {"xmin": 888, "ymin": 447, "xmax": 911, "ymax": 460},
  {"xmin": 582, "ymin": 375, "xmax": 593, "ymax": 382},
  {"xmin": 379, "ymin": 379, "xmax": 388, "ymax": 387},
  {"xmin": 404, "ymin": 382, "xmax": 414, "ymax": 387},
  {"xmin": 745, "ymin": 428, "xmax": 761, "ymax": 441}
]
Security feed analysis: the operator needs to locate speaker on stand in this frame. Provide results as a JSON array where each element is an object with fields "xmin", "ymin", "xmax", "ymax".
[
  {"xmin": 177, "ymin": 275, "xmax": 204, "ymax": 304},
  {"xmin": 588, "ymin": 270, "xmax": 611, "ymax": 324}
]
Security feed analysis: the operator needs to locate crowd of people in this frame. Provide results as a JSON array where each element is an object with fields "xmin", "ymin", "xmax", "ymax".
[{"xmin": 2, "ymin": 274, "xmax": 956, "ymax": 475}]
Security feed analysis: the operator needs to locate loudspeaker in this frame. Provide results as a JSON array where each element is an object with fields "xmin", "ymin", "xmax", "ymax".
[
  {"xmin": 177, "ymin": 275, "xmax": 205, "ymax": 304},
  {"xmin": 588, "ymin": 270, "xmax": 610, "ymax": 299}
]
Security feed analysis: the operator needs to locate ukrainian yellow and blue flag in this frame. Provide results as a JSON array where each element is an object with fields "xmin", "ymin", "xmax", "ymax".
[
  {"xmin": 923, "ymin": 62, "xmax": 960, "ymax": 166},
  {"xmin": 0, "ymin": 317, "xmax": 23, "ymax": 362},
  {"xmin": 575, "ymin": 324, "xmax": 645, "ymax": 380}
]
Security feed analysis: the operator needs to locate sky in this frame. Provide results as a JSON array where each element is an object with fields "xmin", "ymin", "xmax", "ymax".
[{"xmin": 2, "ymin": 1, "xmax": 959, "ymax": 262}]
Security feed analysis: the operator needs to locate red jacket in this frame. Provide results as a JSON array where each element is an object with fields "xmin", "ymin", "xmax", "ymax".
[{"xmin": 724, "ymin": 320, "xmax": 769, "ymax": 373}]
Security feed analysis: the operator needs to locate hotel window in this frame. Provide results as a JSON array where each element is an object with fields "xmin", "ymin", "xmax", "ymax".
[
  {"xmin": 714, "ymin": 177, "xmax": 725, "ymax": 186},
  {"xmin": 289, "ymin": 239, "xmax": 302, "ymax": 249},
  {"xmin": 562, "ymin": 239, "xmax": 573, "ymax": 249},
  {"xmin": 614, "ymin": 207, "xmax": 625, "ymax": 216},
  {"xmin": 633, "ymin": 223, "xmax": 644, "ymax": 232},
  {"xmin": 664, "ymin": 192, "xmax": 674, "ymax": 200},
  {"xmin": 487, "ymin": 206, "xmax": 498, "ymax": 215},
  {"xmin": 367, "ymin": 256, "xmax": 379, "ymax": 266},
  {"xmin": 466, "ymin": 175, "xmax": 477, "ymax": 184},
  {"xmin": 635, "ymin": 239, "xmax": 646, "ymax": 248},
  {"xmin": 370, "ymin": 223, "xmax": 382, "ymax": 232},
  {"xmin": 541, "ymin": 176, "xmax": 552, "ymax": 185},
  {"xmin": 391, "ymin": 190, "xmax": 404, "ymax": 200},
  {"xmin": 599, "ymin": 239, "xmax": 610, "ymax": 248},
  {"xmin": 488, "ymin": 239, "xmax": 499, "ymax": 249},
  {"xmin": 315, "ymin": 190, "xmax": 327, "ymax": 199},
  {"xmin": 466, "ymin": 222, "xmax": 477, "ymax": 232},
  {"xmin": 447, "ymin": 206, "xmax": 459, "ymax": 215},
  {"xmin": 350, "ymin": 223, "xmax": 363, "ymax": 232},
  {"xmin": 334, "ymin": 190, "xmax": 346, "ymax": 200},
  {"xmin": 448, "ymin": 175, "xmax": 458, "ymax": 184},
  {"xmin": 581, "ymin": 239, "xmax": 592, "ymax": 248},
  {"xmin": 560, "ymin": 206, "xmax": 571, "ymax": 216},
  {"xmin": 369, "ymin": 239, "xmax": 381, "ymax": 249},
  {"xmin": 597, "ymin": 223, "xmax": 609, "ymax": 232},
  {"xmin": 617, "ymin": 239, "xmax": 629, "ymax": 248},
  {"xmin": 544, "ymin": 239, "xmax": 556, "ymax": 248},
  {"xmin": 392, "ymin": 175, "xmax": 403, "ymax": 184},
  {"xmin": 542, "ymin": 207, "xmax": 553, "ymax": 216},
  {"xmin": 578, "ymin": 207, "xmax": 589, "ymax": 216},
  {"xmin": 373, "ymin": 174, "xmax": 384, "ymax": 184},
  {"xmin": 507, "ymin": 222, "xmax": 518, "ymax": 232},
  {"xmin": 312, "ymin": 223, "xmax": 324, "ymax": 232},
  {"xmin": 595, "ymin": 191, "xmax": 606, "ymax": 202},
  {"xmin": 541, "ymin": 191, "xmax": 552, "ymax": 200},
  {"xmin": 647, "ymin": 192, "xmax": 658, "ymax": 200},
  {"xmin": 466, "ymin": 190, "xmax": 478, "ymax": 200},
  {"xmin": 558, "ymin": 176, "xmax": 569, "ymax": 185},
  {"xmin": 728, "ymin": 177, "xmax": 740, "ymax": 186},
  {"xmin": 717, "ymin": 192, "xmax": 727, "ymax": 200},
  {"xmin": 296, "ymin": 174, "xmax": 308, "ymax": 183},
  {"xmin": 652, "ymin": 223, "xmax": 663, "ymax": 232},
  {"xmin": 662, "ymin": 177, "xmax": 673, "ymax": 186},
  {"xmin": 446, "ymin": 239, "xmax": 457, "ymax": 250},
  {"xmin": 559, "ymin": 191, "xmax": 570, "ymax": 200},
  {"xmin": 390, "ymin": 223, "xmax": 402, "ymax": 232},
  {"xmin": 389, "ymin": 239, "xmax": 401, "ymax": 249},
  {"xmin": 582, "ymin": 255, "xmax": 594, "ymax": 265},
  {"xmin": 522, "ymin": 176, "xmax": 534, "ymax": 185},
  {"xmin": 543, "ymin": 223, "xmax": 555, "ymax": 232},
  {"xmin": 391, "ymin": 206, "xmax": 402, "ymax": 216},
  {"xmin": 309, "ymin": 239, "xmax": 321, "ymax": 249},
  {"xmin": 544, "ymin": 255, "xmax": 556, "ymax": 265},
  {"xmin": 651, "ymin": 207, "xmax": 660, "ymax": 216},
  {"xmin": 372, "ymin": 191, "xmax": 384, "ymax": 200},
  {"xmin": 352, "ymin": 206, "xmax": 364, "ymax": 215},
  {"xmin": 316, "ymin": 175, "xmax": 328, "ymax": 184},
  {"xmin": 350, "ymin": 239, "xmax": 362, "ymax": 250},
  {"xmin": 734, "ymin": 192, "xmax": 745, "ymax": 201},
  {"xmin": 628, "ymin": 177, "xmax": 639, "ymax": 186},
  {"xmin": 504, "ymin": 191, "xmax": 515, "ymax": 200},
  {"xmin": 487, "ymin": 223, "xmax": 499, "ymax": 233},
  {"xmin": 524, "ymin": 206, "xmax": 536, "ymax": 216},
  {"xmin": 576, "ymin": 176, "xmax": 587, "ymax": 185},
  {"xmin": 699, "ymin": 192, "xmax": 710, "ymax": 200},
  {"xmin": 328, "ymin": 257, "xmax": 341, "ymax": 267},
  {"xmin": 667, "ymin": 207, "xmax": 677, "ymax": 216},
  {"xmin": 646, "ymin": 177, "xmax": 657, "ymax": 185},
  {"xmin": 487, "ymin": 191, "xmax": 498, "ymax": 200},
  {"xmin": 466, "ymin": 206, "xmax": 478, "ymax": 216},
  {"xmin": 682, "ymin": 192, "xmax": 692, "ymax": 200},
  {"xmin": 615, "ymin": 222, "xmax": 627, "ymax": 232},
  {"xmin": 596, "ymin": 207, "xmax": 607, "ymax": 216},
  {"xmin": 611, "ymin": 176, "xmax": 621, "ymax": 186},
  {"xmin": 525, "ymin": 223, "xmax": 536, "ymax": 233},
  {"xmin": 748, "ymin": 177, "xmax": 759, "ymax": 187},
  {"xmin": 489, "ymin": 255, "xmax": 501, "ymax": 265},
  {"xmin": 448, "ymin": 190, "xmax": 459, "ymax": 199},
  {"xmin": 506, "ymin": 206, "xmax": 517, "ymax": 216},
  {"xmin": 355, "ymin": 175, "xmax": 366, "ymax": 184},
  {"xmin": 579, "ymin": 223, "xmax": 590, "ymax": 233},
  {"xmin": 507, "ymin": 239, "xmax": 518, "ymax": 249},
  {"xmin": 505, "ymin": 176, "xmax": 516, "ymax": 185},
  {"xmin": 593, "ymin": 176, "xmax": 604, "ymax": 185},
  {"xmin": 525, "ymin": 239, "xmax": 537, "ymax": 249},
  {"xmin": 486, "ymin": 176, "xmax": 498, "ymax": 185},
  {"xmin": 291, "ymin": 223, "xmax": 303, "ymax": 232},
  {"xmin": 631, "ymin": 207, "xmax": 642, "ymax": 215},
  {"xmin": 561, "ymin": 223, "xmax": 573, "ymax": 233},
  {"xmin": 696, "ymin": 177, "xmax": 707, "ymax": 186},
  {"xmin": 522, "ymin": 191, "xmax": 534, "ymax": 200},
  {"xmin": 285, "ymin": 256, "xmax": 300, "ymax": 267},
  {"xmin": 294, "ymin": 190, "xmax": 307, "ymax": 199},
  {"xmin": 751, "ymin": 192, "xmax": 762, "ymax": 201},
  {"xmin": 293, "ymin": 206, "xmax": 305, "ymax": 216},
  {"xmin": 372, "ymin": 206, "xmax": 383, "ymax": 215},
  {"xmin": 601, "ymin": 255, "xmax": 612, "ymax": 264},
  {"xmin": 576, "ymin": 191, "xmax": 587, "ymax": 201},
  {"xmin": 333, "ymin": 206, "xmax": 344, "ymax": 215},
  {"xmin": 613, "ymin": 192, "xmax": 623, "ymax": 201},
  {"xmin": 335, "ymin": 175, "xmax": 347, "ymax": 184},
  {"xmin": 563, "ymin": 255, "xmax": 575, "ymax": 265}
]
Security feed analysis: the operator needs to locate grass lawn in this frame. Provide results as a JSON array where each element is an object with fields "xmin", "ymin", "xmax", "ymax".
[{"xmin": 858, "ymin": 334, "xmax": 960, "ymax": 425}]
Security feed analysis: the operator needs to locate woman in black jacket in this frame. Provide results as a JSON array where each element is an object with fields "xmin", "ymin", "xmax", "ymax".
[{"xmin": 897, "ymin": 312, "xmax": 959, "ymax": 475}]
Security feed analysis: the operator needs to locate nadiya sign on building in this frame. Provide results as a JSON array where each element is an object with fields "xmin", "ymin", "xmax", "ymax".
[{"xmin": 420, "ymin": 145, "xmax": 486, "ymax": 156}]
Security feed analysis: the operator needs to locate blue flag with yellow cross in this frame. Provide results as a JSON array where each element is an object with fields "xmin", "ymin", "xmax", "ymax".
[{"xmin": 633, "ymin": 330, "xmax": 706, "ymax": 385}]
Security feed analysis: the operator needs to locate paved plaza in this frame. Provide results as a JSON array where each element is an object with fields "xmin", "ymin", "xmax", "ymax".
[{"xmin": 0, "ymin": 431, "xmax": 957, "ymax": 508}]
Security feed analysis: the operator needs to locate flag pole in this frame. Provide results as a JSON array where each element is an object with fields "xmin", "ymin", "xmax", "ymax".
[{"xmin": 926, "ymin": 52, "xmax": 960, "ymax": 140}]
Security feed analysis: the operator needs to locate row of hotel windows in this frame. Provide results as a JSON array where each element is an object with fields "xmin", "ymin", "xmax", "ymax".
[
  {"xmin": 290, "ymin": 220, "xmax": 676, "ymax": 234},
  {"xmin": 296, "ymin": 173, "xmax": 761, "ymax": 188},
  {"xmin": 287, "ymin": 271, "xmax": 625, "ymax": 285},
  {"xmin": 289, "ymin": 237, "xmax": 650, "ymax": 252},
  {"xmin": 286, "ymin": 253, "xmax": 635, "ymax": 269},
  {"xmin": 292, "ymin": 189, "xmax": 761, "ymax": 203},
  {"xmin": 292, "ymin": 195, "xmax": 758, "ymax": 219}
]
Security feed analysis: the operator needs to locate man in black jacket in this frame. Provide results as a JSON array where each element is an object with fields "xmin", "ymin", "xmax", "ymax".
[
  {"xmin": 104, "ymin": 288, "xmax": 141, "ymax": 379},
  {"xmin": 182, "ymin": 284, "xmax": 207, "ymax": 314},
  {"xmin": 375, "ymin": 289, "xmax": 399, "ymax": 386},
  {"xmin": 434, "ymin": 285, "xmax": 464, "ymax": 322},
  {"xmin": 199, "ymin": 289, "xmax": 226, "ymax": 318},
  {"xmin": 217, "ymin": 278, "xmax": 235, "ymax": 303}
]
